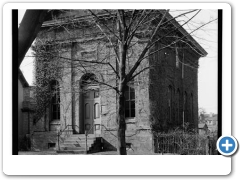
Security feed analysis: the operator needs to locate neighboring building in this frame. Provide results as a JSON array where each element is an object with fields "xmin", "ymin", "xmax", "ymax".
[
  {"xmin": 205, "ymin": 113, "xmax": 218, "ymax": 133},
  {"xmin": 27, "ymin": 10, "xmax": 207, "ymax": 153},
  {"xmin": 198, "ymin": 123, "xmax": 210, "ymax": 135},
  {"xmin": 18, "ymin": 70, "xmax": 35, "ymax": 150},
  {"xmin": 18, "ymin": 70, "xmax": 29, "ymax": 149}
]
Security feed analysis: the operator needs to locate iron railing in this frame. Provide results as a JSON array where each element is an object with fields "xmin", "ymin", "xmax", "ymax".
[
  {"xmin": 154, "ymin": 133, "xmax": 217, "ymax": 155},
  {"xmin": 57, "ymin": 124, "xmax": 80, "ymax": 151}
]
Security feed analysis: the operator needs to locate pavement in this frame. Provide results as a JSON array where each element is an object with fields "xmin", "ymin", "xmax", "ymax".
[{"xmin": 18, "ymin": 150, "xmax": 158, "ymax": 155}]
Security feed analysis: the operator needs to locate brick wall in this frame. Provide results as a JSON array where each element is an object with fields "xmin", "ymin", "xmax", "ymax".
[{"xmin": 149, "ymin": 41, "xmax": 200, "ymax": 132}]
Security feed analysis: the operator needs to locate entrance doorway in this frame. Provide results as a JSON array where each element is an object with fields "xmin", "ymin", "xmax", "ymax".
[
  {"xmin": 83, "ymin": 89, "xmax": 100, "ymax": 134},
  {"xmin": 80, "ymin": 73, "xmax": 101, "ymax": 135}
]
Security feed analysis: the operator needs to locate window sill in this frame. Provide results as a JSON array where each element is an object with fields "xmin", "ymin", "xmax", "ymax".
[{"xmin": 125, "ymin": 118, "xmax": 136, "ymax": 124}]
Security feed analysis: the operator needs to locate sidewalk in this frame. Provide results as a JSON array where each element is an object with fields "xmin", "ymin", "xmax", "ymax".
[{"xmin": 18, "ymin": 150, "xmax": 157, "ymax": 155}]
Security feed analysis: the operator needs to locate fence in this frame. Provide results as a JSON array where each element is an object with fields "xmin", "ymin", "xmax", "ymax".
[{"xmin": 154, "ymin": 132, "xmax": 218, "ymax": 155}]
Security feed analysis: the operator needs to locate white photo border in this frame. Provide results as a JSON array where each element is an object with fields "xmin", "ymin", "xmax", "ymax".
[{"xmin": 3, "ymin": 2, "xmax": 231, "ymax": 175}]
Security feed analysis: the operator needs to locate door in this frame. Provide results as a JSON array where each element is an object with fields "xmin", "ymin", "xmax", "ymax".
[{"xmin": 83, "ymin": 89, "xmax": 100, "ymax": 134}]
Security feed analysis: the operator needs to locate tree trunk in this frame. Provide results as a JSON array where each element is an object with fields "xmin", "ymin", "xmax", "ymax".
[
  {"xmin": 117, "ymin": 86, "xmax": 127, "ymax": 155},
  {"xmin": 116, "ymin": 12, "xmax": 128, "ymax": 155}
]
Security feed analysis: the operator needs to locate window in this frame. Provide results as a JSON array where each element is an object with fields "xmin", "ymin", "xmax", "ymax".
[
  {"xmin": 125, "ymin": 84, "xmax": 135, "ymax": 118},
  {"xmin": 190, "ymin": 93, "xmax": 193, "ymax": 123},
  {"xmin": 176, "ymin": 89, "xmax": 180, "ymax": 123},
  {"xmin": 184, "ymin": 91, "xmax": 188, "ymax": 123},
  {"xmin": 94, "ymin": 103, "xmax": 100, "ymax": 118},
  {"xmin": 51, "ymin": 80, "xmax": 60, "ymax": 120},
  {"xmin": 94, "ymin": 89, "xmax": 100, "ymax": 98},
  {"xmin": 168, "ymin": 86, "xmax": 173, "ymax": 122},
  {"xmin": 175, "ymin": 46, "xmax": 179, "ymax": 68}
]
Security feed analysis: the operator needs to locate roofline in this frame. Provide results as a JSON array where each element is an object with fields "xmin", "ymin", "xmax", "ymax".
[
  {"xmin": 42, "ymin": 10, "xmax": 208, "ymax": 57},
  {"xmin": 163, "ymin": 11, "xmax": 208, "ymax": 57}
]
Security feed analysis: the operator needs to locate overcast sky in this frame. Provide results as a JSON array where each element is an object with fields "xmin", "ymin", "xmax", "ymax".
[{"xmin": 18, "ymin": 9, "xmax": 218, "ymax": 114}]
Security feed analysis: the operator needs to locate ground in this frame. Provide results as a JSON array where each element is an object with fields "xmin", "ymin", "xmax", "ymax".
[{"xmin": 18, "ymin": 150, "xmax": 161, "ymax": 155}]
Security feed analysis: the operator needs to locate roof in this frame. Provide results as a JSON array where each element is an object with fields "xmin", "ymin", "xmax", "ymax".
[
  {"xmin": 18, "ymin": 69, "xmax": 29, "ymax": 87},
  {"xmin": 198, "ymin": 123, "xmax": 208, "ymax": 129},
  {"xmin": 41, "ymin": 10, "xmax": 207, "ymax": 57},
  {"xmin": 163, "ymin": 11, "xmax": 208, "ymax": 57},
  {"xmin": 206, "ymin": 116, "xmax": 218, "ymax": 121}
]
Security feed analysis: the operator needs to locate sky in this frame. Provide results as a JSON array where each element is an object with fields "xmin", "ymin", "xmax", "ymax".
[{"xmin": 18, "ymin": 9, "xmax": 218, "ymax": 114}]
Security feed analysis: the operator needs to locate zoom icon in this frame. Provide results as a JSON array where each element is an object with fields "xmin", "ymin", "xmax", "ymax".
[{"xmin": 217, "ymin": 136, "xmax": 238, "ymax": 156}]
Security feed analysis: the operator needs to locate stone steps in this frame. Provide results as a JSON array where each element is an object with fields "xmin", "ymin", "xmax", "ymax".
[
  {"xmin": 58, "ymin": 134, "xmax": 102, "ymax": 154},
  {"xmin": 64, "ymin": 140, "xmax": 94, "ymax": 144},
  {"xmin": 57, "ymin": 150, "xmax": 88, "ymax": 154}
]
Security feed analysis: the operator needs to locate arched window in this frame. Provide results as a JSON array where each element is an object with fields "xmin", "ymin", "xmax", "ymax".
[
  {"xmin": 94, "ymin": 103, "xmax": 100, "ymax": 118},
  {"xmin": 125, "ymin": 84, "xmax": 135, "ymax": 118},
  {"xmin": 176, "ymin": 89, "xmax": 180, "ymax": 123},
  {"xmin": 184, "ymin": 91, "xmax": 188, "ymax": 123},
  {"xmin": 51, "ymin": 80, "xmax": 60, "ymax": 120},
  {"xmin": 168, "ymin": 86, "xmax": 172, "ymax": 122},
  {"xmin": 190, "ymin": 93, "xmax": 193, "ymax": 123}
]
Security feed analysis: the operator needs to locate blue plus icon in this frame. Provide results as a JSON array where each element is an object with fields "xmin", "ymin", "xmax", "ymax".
[{"xmin": 217, "ymin": 136, "xmax": 238, "ymax": 156}]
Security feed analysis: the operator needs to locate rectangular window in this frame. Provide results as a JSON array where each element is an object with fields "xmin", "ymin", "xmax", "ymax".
[
  {"xmin": 175, "ymin": 46, "xmax": 179, "ymax": 68},
  {"xmin": 125, "ymin": 84, "xmax": 135, "ymax": 118},
  {"xmin": 51, "ymin": 80, "xmax": 60, "ymax": 120}
]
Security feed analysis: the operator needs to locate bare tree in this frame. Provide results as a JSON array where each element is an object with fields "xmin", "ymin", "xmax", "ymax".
[{"xmin": 32, "ymin": 9, "xmax": 216, "ymax": 155}]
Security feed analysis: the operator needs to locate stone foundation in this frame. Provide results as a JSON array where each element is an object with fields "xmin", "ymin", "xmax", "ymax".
[
  {"xmin": 32, "ymin": 131, "xmax": 59, "ymax": 151},
  {"xmin": 101, "ymin": 128, "xmax": 153, "ymax": 153}
]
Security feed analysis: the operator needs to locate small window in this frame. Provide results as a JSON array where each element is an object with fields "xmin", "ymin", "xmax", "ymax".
[
  {"xmin": 190, "ymin": 93, "xmax": 193, "ymax": 123},
  {"xmin": 95, "ymin": 124, "xmax": 100, "ymax": 130},
  {"xmin": 168, "ymin": 86, "xmax": 172, "ymax": 122},
  {"xmin": 176, "ymin": 89, "xmax": 180, "ymax": 123},
  {"xmin": 184, "ymin": 92, "xmax": 188, "ymax": 122},
  {"xmin": 51, "ymin": 80, "xmax": 60, "ymax": 120},
  {"xmin": 94, "ymin": 103, "xmax": 100, "ymax": 118},
  {"xmin": 125, "ymin": 84, "xmax": 135, "ymax": 118},
  {"xmin": 48, "ymin": 143, "xmax": 56, "ymax": 149},
  {"xmin": 175, "ymin": 46, "xmax": 179, "ymax": 68},
  {"xmin": 94, "ymin": 89, "xmax": 100, "ymax": 98}
]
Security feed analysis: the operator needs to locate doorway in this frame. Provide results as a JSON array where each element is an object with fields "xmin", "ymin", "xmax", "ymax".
[{"xmin": 80, "ymin": 73, "xmax": 101, "ymax": 135}]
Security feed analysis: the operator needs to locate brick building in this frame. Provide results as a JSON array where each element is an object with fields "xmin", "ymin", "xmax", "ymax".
[{"xmin": 28, "ymin": 10, "xmax": 207, "ymax": 153}]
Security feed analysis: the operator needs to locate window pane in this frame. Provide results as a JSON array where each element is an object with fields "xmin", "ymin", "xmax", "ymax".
[
  {"xmin": 94, "ymin": 103, "xmax": 100, "ymax": 118},
  {"xmin": 53, "ymin": 105, "xmax": 56, "ymax": 112},
  {"xmin": 124, "ymin": 84, "xmax": 135, "ymax": 118},
  {"xmin": 125, "ymin": 109, "xmax": 130, "ymax": 118},
  {"xmin": 125, "ymin": 101, "xmax": 130, "ymax": 109},
  {"xmin": 51, "ymin": 80, "xmax": 60, "ymax": 121},
  {"xmin": 131, "ymin": 109, "xmax": 135, "ymax": 117},
  {"xmin": 94, "ymin": 90, "xmax": 99, "ymax": 98},
  {"xmin": 125, "ymin": 89, "xmax": 129, "ymax": 100},
  {"xmin": 57, "ymin": 110, "xmax": 60, "ymax": 119},
  {"xmin": 53, "ymin": 112, "xmax": 56, "ymax": 120},
  {"xmin": 130, "ymin": 91, "xmax": 135, "ymax": 100},
  {"xmin": 52, "ymin": 96, "xmax": 56, "ymax": 103},
  {"xmin": 130, "ymin": 101, "xmax": 135, "ymax": 110}
]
